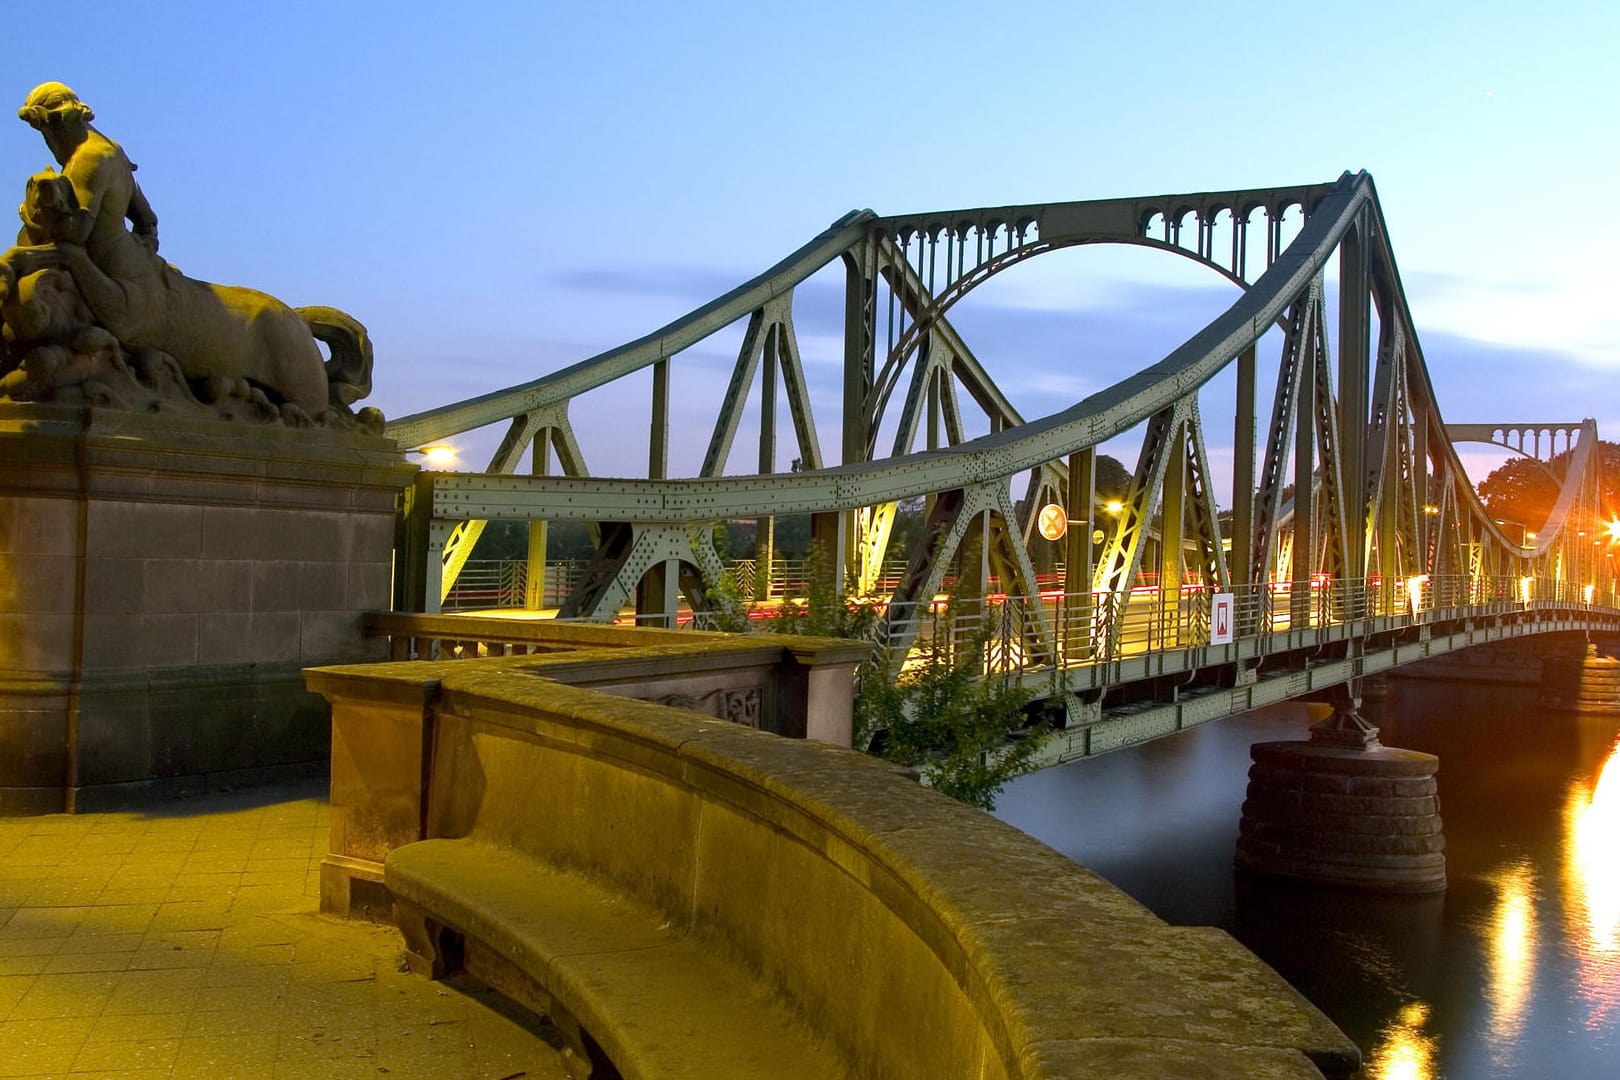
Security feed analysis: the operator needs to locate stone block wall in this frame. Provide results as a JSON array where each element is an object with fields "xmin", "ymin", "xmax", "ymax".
[{"xmin": 0, "ymin": 405, "xmax": 414, "ymax": 813}]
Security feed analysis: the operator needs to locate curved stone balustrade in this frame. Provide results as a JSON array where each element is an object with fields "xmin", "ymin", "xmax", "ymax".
[{"xmin": 308, "ymin": 648, "xmax": 1358, "ymax": 1078}]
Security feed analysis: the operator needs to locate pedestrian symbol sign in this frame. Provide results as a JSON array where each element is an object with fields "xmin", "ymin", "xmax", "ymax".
[{"xmin": 1210, "ymin": 592, "xmax": 1234, "ymax": 645}]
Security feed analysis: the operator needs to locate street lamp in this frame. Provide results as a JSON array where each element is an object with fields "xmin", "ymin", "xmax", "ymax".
[
  {"xmin": 412, "ymin": 444, "xmax": 457, "ymax": 468},
  {"xmin": 1494, "ymin": 519, "xmax": 1534, "ymax": 548}
]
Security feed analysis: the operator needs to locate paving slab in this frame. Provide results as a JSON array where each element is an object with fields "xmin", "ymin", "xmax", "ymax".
[{"xmin": 0, "ymin": 781, "xmax": 567, "ymax": 1079}]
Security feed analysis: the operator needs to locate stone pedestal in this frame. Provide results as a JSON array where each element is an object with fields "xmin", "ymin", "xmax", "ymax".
[
  {"xmin": 1236, "ymin": 738, "xmax": 1447, "ymax": 893},
  {"xmin": 0, "ymin": 405, "xmax": 414, "ymax": 814}
]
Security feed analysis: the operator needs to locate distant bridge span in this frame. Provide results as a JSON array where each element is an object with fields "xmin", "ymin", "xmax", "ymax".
[{"xmin": 386, "ymin": 171, "xmax": 1619, "ymax": 755}]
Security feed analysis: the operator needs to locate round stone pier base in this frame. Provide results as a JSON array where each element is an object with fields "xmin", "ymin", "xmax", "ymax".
[{"xmin": 1236, "ymin": 740, "xmax": 1447, "ymax": 893}]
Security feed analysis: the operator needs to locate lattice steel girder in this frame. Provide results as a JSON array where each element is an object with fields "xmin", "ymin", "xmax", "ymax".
[
  {"xmin": 406, "ymin": 168, "xmax": 1611, "ymax": 651},
  {"xmin": 390, "ymin": 181, "xmax": 1341, "ymax": 452},
  {"xmin": 866, "ymin": 235, "xmax": 1025, "ymax": 461},
  {"xmin": 878, "ymin": 482, "xmax": 1052, "ymax": 665},
  {"xmin": 555, "ymin": 522, "xmax": 727, "ymax": 622},
  {"xmin": 438, "ymin": 403, "xmax": 582, "ymax": 601},
  {"xmin": 427, "ymin": 179, "xmax": 1372, "ymax": 526},
  {"xmin": 387, "ymin": 212, "xmax": 875, "ymax": 449},
  {"xmin": 1249, "ymin": 294, "xmax": 1311, "ymax": 588}
]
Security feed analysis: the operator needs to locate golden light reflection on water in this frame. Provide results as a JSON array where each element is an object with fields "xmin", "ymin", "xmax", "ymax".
[
  {"xmin": 1564, "ymin": 732, "xmax": 1620, "ymax": 1031},
  {"xmin": 1366, "ymin": 1000, "xmax": 1438, "ymax": 1080},
  {"xmin": 1483, "ymin": 859, "xmax": 1538, "ymax": 1063}
]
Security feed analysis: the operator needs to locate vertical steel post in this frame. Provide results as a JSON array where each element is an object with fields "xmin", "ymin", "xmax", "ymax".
[
  {"xmin": 1232, "ymin": 344, "xmax": 1257, "ymax": 608},
  {"xmin": 649, "ymin": 359, "xmax": 669, "ymax": 480},
  {"xmin": 1411, "ymin": 407, "xmax": 1429, "ymax": 572},
  {"xmin": 926, "ymin": 367, "xmax": 941, "ymax": 451},
  {"xmin": 1337, "ymin": 214, "xmax": 1370, "ymax": 597},
  {"xmin": 636, "ymin": 557, "xmax": 679, "ymax": 629},
  {"xmin": 1379, "ymin": 383, "xmax": 1402, "ymax": 615},
  {"xmin": 523, "ymin": 433, "xmax": 551, "ymax": 610},
  {"xmin": 396, "ymin": 472, "xmax": 434, "ymax": 613},
  {"xmin": 757, "ymin": 332, "xmax": 778, "ymax": 601},
  {"xmin": 1293, "ymin": 345, "xmax": 1317, "ymax": 629},
  {"xmin": 810, "ymin": 511, "xmax": 847, "ymax": 597},
  {"xmin": 1065, "ymin": 448, "xmax": 1096, "ymax": 661},
  {"xmin": 955, "ymin": 510, "xmax": 991, "ymax": 668},
  {"xmin": 842, "ymin": 245, "xmax": 876, "ymax": 582},
  {"xmin": 1159, "ymin": 426, "xmax": 1187, "ymax": 643}
]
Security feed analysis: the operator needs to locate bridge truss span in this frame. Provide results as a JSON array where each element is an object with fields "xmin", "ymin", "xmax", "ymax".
[{"xmin": 390, "ymin": 172, "xmax": 1619, "ymax": 746}]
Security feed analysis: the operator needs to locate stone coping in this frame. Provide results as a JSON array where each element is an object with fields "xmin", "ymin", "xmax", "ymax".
[
  {"xmin": 336, "ymin": 657, "xmax": 1358, "ymax": 1078},
  {"xmin": 0, "ymin": 402, "xmax": 404, "ymax": 456},
  {"xmin": 366, "ymin": 612, "xmax": 875, "ymax": 664},
  {"xmin": 365, "ymin": 612, "xmax": 732, "ymax": 647},
  {"xmin": 310, "ymin": 631, "xmax": 872, "ymax": 701},
  {"xmin": 0, "ymin": 403, "xmax": 415, "ymax": 502}
]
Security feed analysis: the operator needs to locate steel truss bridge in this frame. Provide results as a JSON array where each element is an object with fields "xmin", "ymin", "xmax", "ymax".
[{"xmin": 387, "ymin": 171, "xmax": 1620, "ymax": 761}]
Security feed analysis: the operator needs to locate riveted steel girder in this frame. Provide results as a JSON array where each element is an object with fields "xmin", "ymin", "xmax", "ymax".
[{"xmin": 399, "ymin": 170, "xmax": 1611, "ymax": 682}]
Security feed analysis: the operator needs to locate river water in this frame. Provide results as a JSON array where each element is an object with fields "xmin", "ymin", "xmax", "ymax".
[{"xmin": 995, "ymin": 678, "xmax": 1620, "ymax": 1079}]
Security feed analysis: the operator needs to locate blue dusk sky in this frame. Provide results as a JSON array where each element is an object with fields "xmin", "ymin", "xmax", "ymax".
[{"xmin": 5, "ymin": 1, "xmax": 1617, "ymax": 496}]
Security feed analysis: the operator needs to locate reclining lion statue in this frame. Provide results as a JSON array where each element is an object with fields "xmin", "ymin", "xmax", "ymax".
[{"xmin": 0, "ymin": 83, "xmax": 376, "ymax": 427}]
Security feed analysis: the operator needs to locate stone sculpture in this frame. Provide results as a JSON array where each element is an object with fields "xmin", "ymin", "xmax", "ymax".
[{"xmin": 0, "ymin": 83, "xmax": 381, "ymax": 430}]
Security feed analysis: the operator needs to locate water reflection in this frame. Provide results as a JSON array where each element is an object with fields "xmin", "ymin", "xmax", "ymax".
[
  {"xmin": 1482, "ymin": 860, "xmax": 1538, "ymax": 1066},
  {"xmin": 1565, "ymin": 732, "xmax": 1620, "ymax": 1033},
  {"xmin": 1367, "ymin": 1000, "xmax": 1439, "ymax": 1080},
  {"xmin": 996, "ymin": 693, "xmax": 1620, "ymax": 1077}
]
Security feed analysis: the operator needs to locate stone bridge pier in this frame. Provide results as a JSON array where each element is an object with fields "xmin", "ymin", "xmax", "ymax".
[{"xmin": 1236, "ymin": 632, "xmax": 1618, "ymax": 892}]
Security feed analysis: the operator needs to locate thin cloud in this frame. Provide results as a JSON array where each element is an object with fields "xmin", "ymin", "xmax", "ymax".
[{"xmin": 1406, "ymin": 269, "xmax": 1620, "ymax": 371}]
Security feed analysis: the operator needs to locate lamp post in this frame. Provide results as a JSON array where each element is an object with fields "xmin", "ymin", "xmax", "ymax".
[{"xmin": 411, "ymin": 444, "xmax": 457, "ymax": 469}]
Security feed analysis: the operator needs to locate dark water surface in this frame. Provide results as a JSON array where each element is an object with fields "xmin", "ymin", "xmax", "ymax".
[{"xmin": 995, "ymin": 680, "xmax": 1620, "ymax": 1079}]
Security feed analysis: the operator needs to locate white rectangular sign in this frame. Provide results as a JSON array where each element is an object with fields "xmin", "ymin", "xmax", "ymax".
[{"xmin": 1210, "ymin": 592, "xmax": 1235, "ymax": 645}]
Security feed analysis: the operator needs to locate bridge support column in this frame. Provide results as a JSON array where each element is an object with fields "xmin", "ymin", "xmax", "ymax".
[
  {"xmin": 810, "ymin": 511, "xmax": 847, "ymax": 595},
  {"xmin": 1236, "ymin": 701, "xmax": 1446, "ymax": 893},
  {"xmin": 636, "ymin": 559, "xmax": 680, "ymax": 629}
]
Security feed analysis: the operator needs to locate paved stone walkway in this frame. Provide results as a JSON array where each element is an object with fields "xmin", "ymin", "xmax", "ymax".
[{"xmin": 0, "ymin": 781, "xmax": 568, "ymax": 1079}]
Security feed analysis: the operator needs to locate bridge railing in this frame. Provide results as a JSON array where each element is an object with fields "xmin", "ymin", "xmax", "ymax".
[
  {"xmin": 442, "ymin": 556, "xmax": 914, "ymax": 610},
  {"xmin": 443, "ymin": 563, "xmax": 1614, "ymax": 677},
  {"xmin": 866, "ymin": 573, "xmax": 1609, "ymax": 677}
]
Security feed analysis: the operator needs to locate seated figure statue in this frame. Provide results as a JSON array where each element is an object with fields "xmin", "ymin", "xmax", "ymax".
[{"xmin": 0, "ymin": 82, "xmax": 377, "ymax": 427}]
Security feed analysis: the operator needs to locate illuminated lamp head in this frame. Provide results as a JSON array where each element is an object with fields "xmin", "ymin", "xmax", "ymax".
[
  {"xmin": 1606, "ymin": 517, "xmax": 1620, "ymax": 544},
  {"xmin": 18, "ymin": 82, "xmax": 92, "ymax": 131},
  {"xmin": 417, "ymin": 444, "xmax": 456, "ymax": 468}
]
